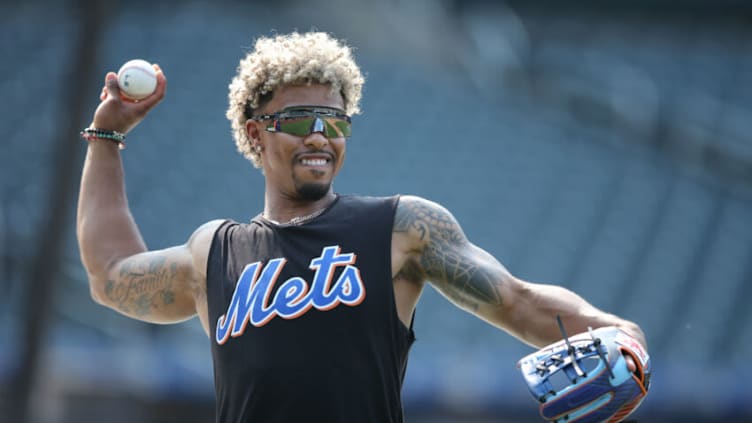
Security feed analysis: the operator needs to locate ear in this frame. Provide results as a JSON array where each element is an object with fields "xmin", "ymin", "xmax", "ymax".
[
  {"xmin": 246, "ymin": 119, "xmax": 261, "ymax": 142},
  {"xmin": 246, "ymin": 119, "xmax": 266, "ymax": 152}
]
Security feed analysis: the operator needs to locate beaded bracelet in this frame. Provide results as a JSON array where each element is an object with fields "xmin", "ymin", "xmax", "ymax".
[{"xmin": 80, "ymin": 128, "xmax": 126, "ymax": 150}]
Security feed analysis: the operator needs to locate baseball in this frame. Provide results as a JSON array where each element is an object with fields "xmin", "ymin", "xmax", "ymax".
[{"xmin": 117, "ymin": 59, "xmax": 158, "ymax": 100}]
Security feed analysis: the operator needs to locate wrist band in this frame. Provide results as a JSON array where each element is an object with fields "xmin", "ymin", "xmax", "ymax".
[{"xmin": 80, "ymin": 128, "xmax": 126, "ymax": 150}]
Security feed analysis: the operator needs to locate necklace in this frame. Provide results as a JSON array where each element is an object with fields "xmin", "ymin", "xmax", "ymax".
[{"xmin": 264, "ymin": 206, "xmax": 327, "ymax": 226}]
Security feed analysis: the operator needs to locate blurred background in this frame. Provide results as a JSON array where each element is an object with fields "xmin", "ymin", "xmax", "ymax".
[{"xmin": 2, "ymin": 0, "xmax": 751, "ymax": 421}]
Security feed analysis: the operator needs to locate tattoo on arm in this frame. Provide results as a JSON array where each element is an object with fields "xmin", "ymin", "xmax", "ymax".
[
  {"xmin": 395, "ymin": 197, "xmax": 505, "ymax": 312},
  {"xmin": 105, "ymin": 255, "xmax": 179, "ymax": 317}
]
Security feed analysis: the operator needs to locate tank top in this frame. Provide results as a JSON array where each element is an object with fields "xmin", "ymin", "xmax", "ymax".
[{"xmin": 206, "ymin": 194, "xmax": 415, "ymax": 423}]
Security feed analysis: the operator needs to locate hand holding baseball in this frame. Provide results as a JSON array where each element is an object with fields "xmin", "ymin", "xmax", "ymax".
[
  {"xmin": 117, "ymin": 59, "xmax": 158, "ymax": 100},
  {"xmin": 90, "ymin": 60, "xmax": 167, "ymax": 135}
]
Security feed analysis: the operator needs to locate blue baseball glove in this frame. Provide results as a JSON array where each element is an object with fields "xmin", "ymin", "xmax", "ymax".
[{"xmin": 517, "ymin": 325, "xmax": 651, "ymax": 422}]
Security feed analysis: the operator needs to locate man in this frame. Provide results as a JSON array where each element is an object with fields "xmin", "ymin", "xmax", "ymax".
[{"xmin": 77, "ymin": 31, "xmax": 648, "ymax": 422}]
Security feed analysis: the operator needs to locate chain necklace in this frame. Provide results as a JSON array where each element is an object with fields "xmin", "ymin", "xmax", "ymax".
[{"xmin": 264, "ymin": 206, "xmax": 327, "ymax": 226}]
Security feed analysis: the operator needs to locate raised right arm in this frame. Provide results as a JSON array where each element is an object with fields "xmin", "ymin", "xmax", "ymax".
[{"xmin": 76, "ymin": 67, "xmax": 212, "ymax": 325}]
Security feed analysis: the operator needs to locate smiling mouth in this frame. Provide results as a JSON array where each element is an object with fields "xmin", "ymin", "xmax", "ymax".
[{"xmin": 299, "ymin": 158, "xmax": 330, "ymax": 166}]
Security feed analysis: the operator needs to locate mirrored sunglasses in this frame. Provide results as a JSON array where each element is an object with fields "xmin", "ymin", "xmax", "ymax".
[{"xmin": 250, "ymin": 105, "xmax": 352, "ymax": 138}]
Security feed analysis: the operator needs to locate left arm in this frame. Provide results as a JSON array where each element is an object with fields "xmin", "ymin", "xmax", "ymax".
[{"xmin": 394, "ymin": 195, "xmax": 646, "ymax": 349}]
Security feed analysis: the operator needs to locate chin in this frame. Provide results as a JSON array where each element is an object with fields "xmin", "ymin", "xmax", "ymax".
[{"xmin": 295, "ymin": 182, "xmax": 331, "ymax": 201}]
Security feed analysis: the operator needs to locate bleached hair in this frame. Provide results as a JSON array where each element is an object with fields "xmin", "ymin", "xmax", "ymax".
[{"xmin": 226, "ymin": 31, "xmax": 364, "ymax": 167}]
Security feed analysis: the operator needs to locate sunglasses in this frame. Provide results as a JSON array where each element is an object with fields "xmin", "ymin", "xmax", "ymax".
[{"xmin": 250, "ymin": 105, "xmax": 352, "ymax": 138}]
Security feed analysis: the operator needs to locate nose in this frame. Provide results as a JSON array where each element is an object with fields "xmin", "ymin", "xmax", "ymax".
[
  {"xmin": 303, "ymin": 118, "xmax": 330, "ymax": 149},
  {"xmin": 303, "ymin": 132, "xmax": 329, "ymax": 150}
]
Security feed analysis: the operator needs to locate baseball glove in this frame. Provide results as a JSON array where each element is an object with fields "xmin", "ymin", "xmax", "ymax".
[{"xmin": 517, "ymin": 322, "xmax": 651, "ymax": 422}]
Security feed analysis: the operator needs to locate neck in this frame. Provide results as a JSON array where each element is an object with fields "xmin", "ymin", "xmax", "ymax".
[{"xmin": 263, "ymin": 190, "xmax": 337, "ymax": 225}]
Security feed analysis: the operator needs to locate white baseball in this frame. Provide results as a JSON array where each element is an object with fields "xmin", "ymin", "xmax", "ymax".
[{"xmin": 117, "ymin": 59, "xmax": 157, "ymax": 100}]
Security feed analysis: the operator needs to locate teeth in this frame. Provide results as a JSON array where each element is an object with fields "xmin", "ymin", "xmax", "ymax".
[{"xmin": 301, "ymin": 159, "xmax": 328, "ymax": 166}]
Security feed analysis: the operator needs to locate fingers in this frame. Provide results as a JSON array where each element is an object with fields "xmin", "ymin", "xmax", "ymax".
[
  {"xmin": 624, "ymin": 354, "xmax": 637, "ymax": 372},
  {"xmin": 98, "ymin": 72, "xmax": 118, "ymax": 101},
  {"xmin": 138, "ymin": 63, "xmax": 167, "ymax": 106},
  {"xmin": 155, "ymin": 64, "xmax": 167, "ymax": 93},
  {"xmin": 104, "ymin": 72, "xmax": 121, "ymax": 99}
]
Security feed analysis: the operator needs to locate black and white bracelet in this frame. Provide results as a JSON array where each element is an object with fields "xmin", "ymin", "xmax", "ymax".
[{"xmin": 80, "ymin": 127, "xmax": 126, "ymax": 149}]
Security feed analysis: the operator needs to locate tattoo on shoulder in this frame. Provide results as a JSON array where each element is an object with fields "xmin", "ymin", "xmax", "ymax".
[
  {"xmin": 395, "ymin": 197, "xmax": 504, "ymax": 311},
  {"xmin": 106, "ymin": 255, "xmax": 179, "ymax": 317}
]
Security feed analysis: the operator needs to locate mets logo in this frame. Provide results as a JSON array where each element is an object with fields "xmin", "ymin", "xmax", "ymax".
[{"xmin": 215, "ymin": 245, "xmax": 365, "ymax": 344}]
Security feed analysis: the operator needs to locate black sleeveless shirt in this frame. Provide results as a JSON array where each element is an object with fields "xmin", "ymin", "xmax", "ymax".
[{"xmin": 206, "ymin": 195, "xmax": 415, "ymax": 423}]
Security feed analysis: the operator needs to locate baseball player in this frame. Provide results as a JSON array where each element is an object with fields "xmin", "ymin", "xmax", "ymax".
[{"xmin": 77, "ymin": 31, "xmax": 650, "ymax": 422}]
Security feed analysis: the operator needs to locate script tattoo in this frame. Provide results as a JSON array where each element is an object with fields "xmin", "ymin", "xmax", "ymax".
[
  {"xmin": 105, "ymin": 255, "xmax": 178, "ymax": 317},
  {"xmin": 394, "ymin": 197, "xmax": 504, "ymax": 312}
]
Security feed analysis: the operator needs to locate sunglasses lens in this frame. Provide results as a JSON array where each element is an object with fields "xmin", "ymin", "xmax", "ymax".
[
  {"xmin": 277, "ymin": 118, "xmax": 314, "ymax": 136},
  {"xmin": 324, "ymin": 118, "xmax": 351, "ymax": 138},
  {"xmin": 277, "ymin": 116, "xmax": 351, "ymax": 138}
]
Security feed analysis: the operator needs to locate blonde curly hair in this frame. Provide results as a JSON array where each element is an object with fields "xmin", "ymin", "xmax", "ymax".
[{"xmin": 226, "ymin": 31, "xmax": 365, "ymax": 167}]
